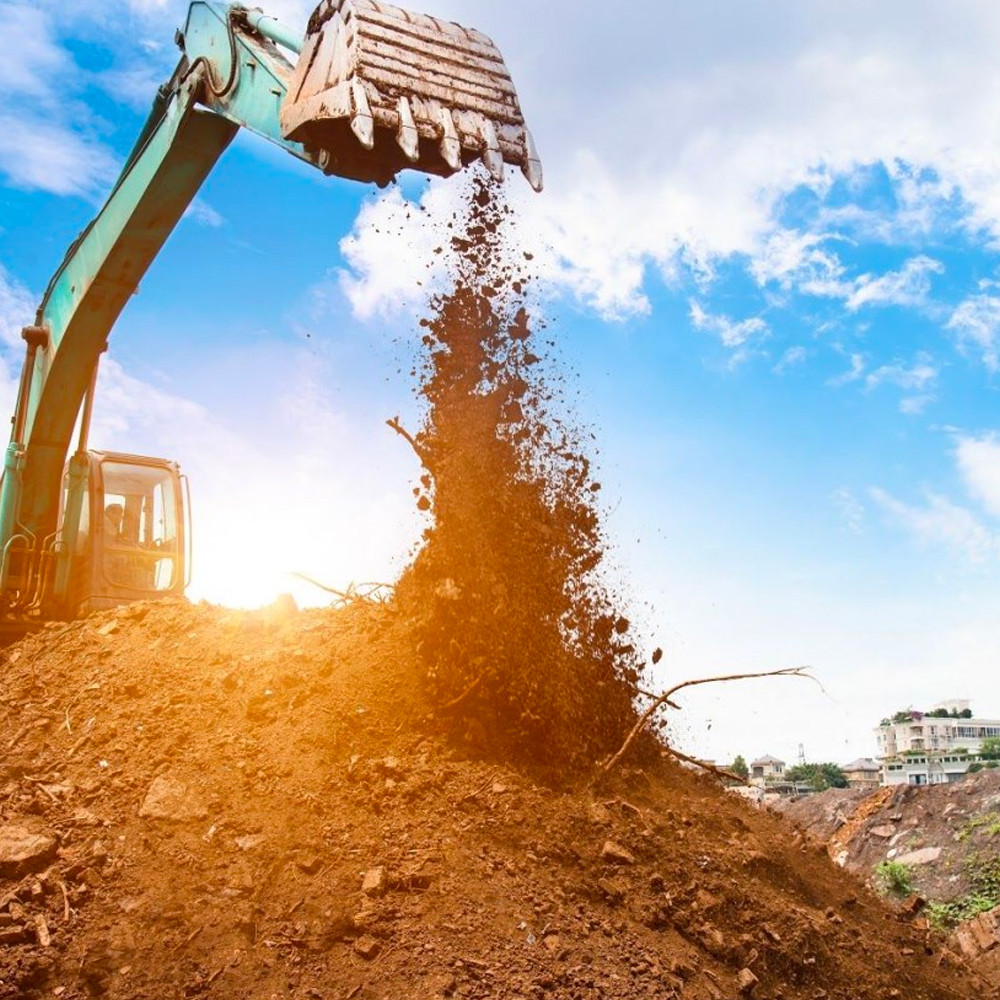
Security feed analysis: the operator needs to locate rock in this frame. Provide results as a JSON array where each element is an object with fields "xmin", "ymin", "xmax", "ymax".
[
  {"xmin": 0, "ymin": 926, "xmax": 29, "ymax": 947},
  {"xmin": 297, "ymin": 855, "xmax": 324, "ymax": 876},
  {"xmin": 601, "ymin": 840, "xmax": 636, "ymax": 865},
  {"xmin": 670, "ymin": 959, "xmax": 696, "ymax": 980},
  {"xmin": 895, "ymin": 847, "xmax": 942, "ymax": 866},
  {"xmin": 870, "ymin": 825, "xmax": 896, "ymax": 839},
  {"xmin": 138, "ymin": 777, "xmax": 208, "ymax": 823},
  {"xmin": 738, "ymin": 967, "xmax": 759, "ymax": 993},
  {"xmin": 380, "ymin": 757, "xmax": 401, "ymax": 775},
  {"xmin": 96, "ymin": 620, "xmax": 120, "ymax": 637},
  {"xmin": 235, "ymin": 834, "xmax": 266, "ymax": 851},
  {"xmin": 362, "ymin": 867, "xmax": 386, "ymax": 897},
  {"xmin": 354, "ymin": 935, "xmax": 381, "ymax": 959},
  {"xmin": 0, "ymin": 826, "xmax": 58, "ymax": 878},
  {"xmin": 596, "ymin": 878, "xmax": 624, "ymax": 904}
]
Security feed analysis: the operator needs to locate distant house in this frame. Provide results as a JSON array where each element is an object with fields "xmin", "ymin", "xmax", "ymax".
[
  {"xmin": 842, "ymin": 758, "xmax": 881, "ymax": 790},
  {"xmin": 875, "ymin": 699, "xmax": 1000, "ymax": 786},
  {"xmin": 750, "ymin": 755, "xmax": 786, "ymax": 787}
]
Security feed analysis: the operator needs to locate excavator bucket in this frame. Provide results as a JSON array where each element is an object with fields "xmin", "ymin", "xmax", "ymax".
[{"xmin": 280, "ymin": 0, "xmax": 542, "ymax": 191}]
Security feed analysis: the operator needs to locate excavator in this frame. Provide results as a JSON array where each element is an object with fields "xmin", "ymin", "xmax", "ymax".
[{"xmin": 0, "ymin": 0, "xmax": 541, "ymax": 639}]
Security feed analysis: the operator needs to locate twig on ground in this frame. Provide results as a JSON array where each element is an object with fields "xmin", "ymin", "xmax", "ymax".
[
  {"xmin": 603, "ymin": 667, "xmax": 815, "ymax": 775},
  {"xmin": 662, "ymin": 744, "xmax": 746, "ymax": 785},
  {"xmin": 291, "ymin": 574, "xmax": 394, "ymax": 606}
]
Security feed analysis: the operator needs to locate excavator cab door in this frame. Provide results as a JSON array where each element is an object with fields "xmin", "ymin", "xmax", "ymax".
[{"xmin": 60, "ymin": 452, "xmax": 186, "ymax": 615}]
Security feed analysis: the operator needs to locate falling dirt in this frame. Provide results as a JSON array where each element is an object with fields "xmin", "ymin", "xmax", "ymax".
[
  {"xmin": 395, "ymin": 177, "xmax": 645, "ymax": 770},
  {"xmin": 0, "ymin": 178, "xmax": 989, "ymax": 998}
]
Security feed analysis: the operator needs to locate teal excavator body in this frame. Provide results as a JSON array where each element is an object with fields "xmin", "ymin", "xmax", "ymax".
[{"xmin": 0, "ymin": 1, "xmax": 540, "ymax": 635}]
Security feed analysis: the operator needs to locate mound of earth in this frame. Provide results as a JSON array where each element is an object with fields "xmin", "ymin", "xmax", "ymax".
[
  {"xmin": 773, "ymin": 774, "xmax": 1000, "ymax": 979},
  {"xmin": 0, "ymin": 600, "xmax": 982, "ymax": 999},
  {"xmin": 773, "ymin": 774, "xmax": 1000, "ymax": 898}
]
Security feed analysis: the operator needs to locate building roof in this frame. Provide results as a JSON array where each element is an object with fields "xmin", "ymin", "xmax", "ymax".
[
  {"xmin": 843, "ymin": 758, "xmax": 880, "ymax": 773},
  {"xmin": 751, "ymin": 755, "xmax": 785, "ymax": 766}
]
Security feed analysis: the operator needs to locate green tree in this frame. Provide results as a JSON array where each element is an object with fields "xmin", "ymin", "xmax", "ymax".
[
  {"xmin": 786, "ymin": 762, "xmax": 849, "ymax": 791},
  {"xmin": 980, "ymin": 737, "xmax": 1000, "ymax": 760},
  {"xmin": 730, "ymin": 755, "xmax": 749, "ymax": 780}
]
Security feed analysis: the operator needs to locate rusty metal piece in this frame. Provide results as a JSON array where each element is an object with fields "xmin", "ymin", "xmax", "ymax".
[{"xmin": 281, "ymin": 0, "xmax": 542, "ymax": 189}]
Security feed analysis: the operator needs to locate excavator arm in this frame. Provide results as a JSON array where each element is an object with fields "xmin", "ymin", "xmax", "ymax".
[{"xmin": 0, "ymin": 0, "xmax": 540, "ymax": 619}]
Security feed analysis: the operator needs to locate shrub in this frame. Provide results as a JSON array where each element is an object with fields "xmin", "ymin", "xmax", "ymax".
[{"xmin": 874, "ymin": 861, "xmax": 914, "ymax": 897}]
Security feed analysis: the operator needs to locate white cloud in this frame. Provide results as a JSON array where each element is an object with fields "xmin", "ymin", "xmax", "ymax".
[
  {"xmin": 0, "ymin": 264, "xmax": 35, "ymax": 348},
  {"xmin": 750, "ymin": 230, "xmax": 846, "ymax": 292},
  {"xmin": 1, "ymin": 4, "xmax": 67, "ymax": 96},
  {"xmin": 829, "ymin": 352, "xmax": 937, "ymax": 413},
  {"xmin": 948, "ymin": 295, "xmax": 1000, "ymax": 373},
  {"xmin": 955, "ymin": 434, "xmax": 1000, "ymax": 521},
  {"xmin": 803, "ymin": 255, "xmax": 944, "ymax": 312},
  {"xmin": 773, "ymin": 345, "xmax": 807, "ymax": 374},
  {"xmin": 899, "ymin": 394, "xmax": 934, "ymax": 416},
  {"xmin": 870, "ymin": 487, "xmax": 1000, "ymax": 564},
  {"xmin": 689, "ymin": 301, "xmax": 768, "ymax": 350},
  {"xmin": 828, "ymin": 352, "xmax": 866, "ymax": 386},
  {"xmin": 832, "ymin": 487, "xmax": 865, "ymax": 534},
  {"xmin": 844, "ymin": 256, "xmax": 944, "ymax": 312},
  {"xmin": 184, "ymin": 199, "xmax": 225, "ymax": 229},
  {"xmin": 338, "ymin": 184, "xmax": 455, "ymax": 322},
  {"xmin": 0, "ymin": 114, "xmax": 118, "ymax": 197},
  {"xmin": 332, "ymin": 0, "xmax": 998, "ymax": 323},
  {"xmin": 0, "ymin": 3, "xmax": 118, "ymax": 197}
]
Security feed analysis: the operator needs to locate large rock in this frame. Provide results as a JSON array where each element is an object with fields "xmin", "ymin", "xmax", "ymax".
[
  {"xmin": 895, "ymin": 846, "xmax": 941, "ymax": 866},
  {"xmin": 139, "ymin": 777, "xmax": 208, "ymax": 823},
  {"xmin": 0, "ymin": 826, "xmax": 58, "ymax": 878}
]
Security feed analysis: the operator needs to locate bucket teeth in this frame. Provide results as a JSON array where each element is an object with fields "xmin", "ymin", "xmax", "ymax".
[
  {"xmin": 281, "ymin": 0, "xmax": 544, "ymax": 190},
  {"xmin": 350, "ymin": 79, "xmax": 375, "ymax": 150},
  {"xmin": 396, "ymin": 96, "xmax": 420, "ymax": 163},
  {"xmin": 521, "ymin": 128, "xmax": 544, "ymax": 193},
  {"xmin": 478, "ymin": 116, "xmax": 504, "ymax": 182},
  {"xmin": 438, "ymin": 108, "xmax": 462, "ymax": 173}
]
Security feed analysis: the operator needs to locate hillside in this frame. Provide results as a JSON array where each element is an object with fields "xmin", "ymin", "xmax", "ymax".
[
  {"xmin": 0, "ymin": 599, "xmax": 982, "ymax": 999},
  {"xmin": 774, "ymin": 774, "xmax": 1000, "ymax": 981}
]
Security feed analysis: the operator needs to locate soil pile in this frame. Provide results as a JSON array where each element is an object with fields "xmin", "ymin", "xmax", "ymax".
[
  {"xmin": 394, "ymin": 178, "xmax": 643, "ymax": 770},
  {"xmin": 773, "ymin": 773, "xmax": 1000, "ymax": 907},
  {"xmin": 0, "ymin": 600, "xmax": 984, "ymax": 999}
]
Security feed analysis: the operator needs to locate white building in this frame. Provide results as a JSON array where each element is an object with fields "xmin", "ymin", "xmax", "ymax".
[
  {"xmin": 875, "ymin": 700, "xmax": 1000, "ymax": 786},
  {"xmin": 749, "ymin": 755, "xmax": 786, "ymax": 787}
]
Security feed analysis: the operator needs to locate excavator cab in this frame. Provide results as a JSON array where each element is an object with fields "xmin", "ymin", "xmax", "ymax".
[{"xmin": 58, "ymin": 452, "xmax": 188, "ymax": 616}]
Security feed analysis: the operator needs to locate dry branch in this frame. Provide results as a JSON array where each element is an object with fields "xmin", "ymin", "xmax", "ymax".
[
  {"xmin": 387, "ymin": 417, "xmax": 429, "ymax": 466},
  {"xmin": 292, "ymin": 574, "xmax": 393, "ymax": 606},
  {"xmin": 603, "ymin": 667, "xmax": 815, "ymax": 775},
  {"xmin": 438, "ymin": 673, "xmax": 484, "ymax": 713},
  {"xmin": 662, "ymin": 745, "xmax": 746, "ymax": 785}
]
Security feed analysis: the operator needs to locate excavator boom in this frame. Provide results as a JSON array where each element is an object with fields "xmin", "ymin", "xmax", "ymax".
[{"xmin": 0, "ymin": 0, "xmax": 541, "ymax": 623}]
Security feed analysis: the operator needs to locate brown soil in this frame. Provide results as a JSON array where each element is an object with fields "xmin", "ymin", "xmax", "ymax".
[
  {"xmin": 0, "ymin": 600, "xmax": 982, "ymax": 1000},
  {"xmin": 394, "ymin": 177, "xmax": 645, "ymax": 770},
  {"xmin": 774, "ymin": 773, "xmax": 1000, "ymax": 906}
]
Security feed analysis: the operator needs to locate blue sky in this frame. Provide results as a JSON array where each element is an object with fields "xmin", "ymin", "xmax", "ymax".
[{"xmin": 2, "ymin": 0, "xmax": 1000, "ymax": 767}]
